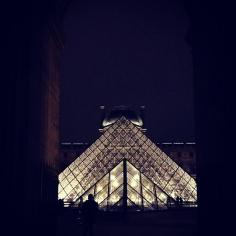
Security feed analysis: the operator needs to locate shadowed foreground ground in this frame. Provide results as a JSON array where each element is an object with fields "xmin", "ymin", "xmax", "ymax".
[{"xmin": 57, "ymin": 208, "xmax": 197, "ymax": 236}]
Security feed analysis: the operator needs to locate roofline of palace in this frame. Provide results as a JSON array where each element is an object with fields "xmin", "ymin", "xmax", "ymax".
[{"xmin": 60, "ymin": 141, "xmax": 196, "ymax": 146}]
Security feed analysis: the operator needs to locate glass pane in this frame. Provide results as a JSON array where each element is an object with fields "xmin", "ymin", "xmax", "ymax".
[
  {"xmin": 99, "ymin": 199, "xmax": 107, "ymax": 210},
  {"xmin": 143, "ymin": 198, "xmax": 156, "ymax": 210},
  {"xmin": 64, "ymin": 184, "xmax": 73, "ymax": 195},
  {"xmin": 58, "ymin": 184, "xmax": 63, "ymax": 193},
  {"xmin": 70, "ymin": 179, "xmax": 77, "ymax": 188},
  {"xmin": 142, "ymin": 187, "xmax": 156, "ymax": 205},
  {"xmin": 95, "ymin": 174, "xmax": 109, "ymax": 194},
  {"xmin": 110, "ymin": 162, "xmax": 124, "ymax": 193},
  {"xmin": 61, "ymin": 178, "xmax": 69, "ymax": 188},
  {"xmin": 68, "ymin": 162, "xmax": 77, "ymax": 172},
  {"xmin": 67, "ymin": 172, "xmax": 74, "ymax": 182},
  {"xmin": 165, "ymin": 180, "xmax": 176, "ymax": 194},
  {"xmin": 63, "ymin": 167, "xmax": 71, "ymax": 176},
  {"xmin": 108, "ymin": 198, "xmax": 123, "ymax": 211},
  {"xmin": 127, "ymin": 184, "xmax": 142, "ymax": 206},
  {"xmin": 73, "ymin": 184, "xmax": 83, "ymax": 196},
  {"xmin": 108, "ymin": 185, "xmax": 123, "ymax": 206},
  {"xmin": 95, "ymin": 185, "xmax": 108, "ymax": 204},
  {"xmin": 141, "ymin": 174, "xmax": 154, "ymax": 193},
  {"xmin": 127, "ymin": 199, "xmax": 142, "ymax": 211},
  {"xmin": 127, "ymin": 162, "xmax": 139, "ymax": 176},
  {"xmin": 73, "ymin": 168, "xmax": 82, "ymax": 179},
  {"xmin": 58, "ymin": 190, "xmax": 67, "ymax": 200},
  {"xmin": 110, "ymin": 173, "xmax": 123, "ymax": 194},
  {"xmin": 158, "ymin": 192, "xmax": 168, "ymax": 204},
  {"xmin": 157, "ymin": 201, "xmax": 167, "ymax": 209},
  {"xmin": 127, "ymin": 172, "xmax": 140, "ymax": 193},
  {"xmin": 58, "ymin": 173, "xmax": 65, "ymax": 182}
]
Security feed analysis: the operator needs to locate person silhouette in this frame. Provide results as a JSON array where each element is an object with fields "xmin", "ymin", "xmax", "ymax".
[
  {"xmin": 179, "ymin": 197, "xmax": 183, "ymax": 207},
  {"xmin": 167, "ymin": 196, "xmax": 171, "ymax": 208},
  {"xmin": 77, "ymin": 196, "xmax": 84, "ymax": 224},
  {"xmin": 82, "ymin": 194, "xmax": 99, "ymax": 236},
  {"xmin": 176, "ymin": 196, "xmax": 180, "ymax": 208},
  {"xmin": 78, "ymin": 196, "xmax": 84, "ymax": 210}
]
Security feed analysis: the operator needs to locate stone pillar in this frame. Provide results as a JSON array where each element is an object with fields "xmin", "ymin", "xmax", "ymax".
[{"xmin": 184, "ymin": 1, "xmax": 233, "ymax": 235}]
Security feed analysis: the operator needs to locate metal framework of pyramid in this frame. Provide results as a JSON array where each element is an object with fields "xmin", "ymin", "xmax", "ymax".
[{"xmin": 58, "ymin": 117, "xmax": 197, "ymax": 210}]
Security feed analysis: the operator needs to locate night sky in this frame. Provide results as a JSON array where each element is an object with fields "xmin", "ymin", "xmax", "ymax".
[{"xmin": 60, "ymin": 0, "xmax": 195, "ymax": 144}]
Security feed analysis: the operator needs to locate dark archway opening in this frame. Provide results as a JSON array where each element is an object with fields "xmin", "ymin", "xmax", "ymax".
[{"xmin": 3, "ymin": 1, "xmax": 233, "ymax": 236}]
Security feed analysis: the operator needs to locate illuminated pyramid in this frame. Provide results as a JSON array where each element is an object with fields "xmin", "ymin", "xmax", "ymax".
[{"xmin": 58, "ymin": 115, "xmax": 197, "ymax": 210}]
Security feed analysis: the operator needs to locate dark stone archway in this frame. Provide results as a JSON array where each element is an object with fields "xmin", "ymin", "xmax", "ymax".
[
  {"xmin": 2, "ymin": 0, "xmax": 72, "ymax": 235},
  {"xmin": 184, "ymin": 1, "xmax": 233, "ymax": 235},
  {"xmin": 2, "ymin": 1, "xmax": 233, "ymax": 235}
]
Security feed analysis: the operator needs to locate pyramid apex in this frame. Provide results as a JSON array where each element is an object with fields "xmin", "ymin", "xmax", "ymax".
[{"xmin": 102, "ymin": 106, "xmax": 143, "ymax": 127}]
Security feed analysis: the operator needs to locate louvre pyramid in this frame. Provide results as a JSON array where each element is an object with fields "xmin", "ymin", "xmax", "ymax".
[{"xmin": 58, "ymin": 117, "xmax": 197, "ymax": 210}]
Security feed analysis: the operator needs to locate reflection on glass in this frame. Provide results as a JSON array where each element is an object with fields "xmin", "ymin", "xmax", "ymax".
[
  {"xmin": 96, "ymin": 185, "xmax": 102, "ymax": 192},
  {"xmin": 128, "ymin": 186, "xmax": 142, "ymax": 206},
  {"xmin": 109, "ymin": 185, "xmax": 123, "ymax": 206},
  {"xmin": 110, "ymin": 195, "xmax": 119, "ymax": 204}
]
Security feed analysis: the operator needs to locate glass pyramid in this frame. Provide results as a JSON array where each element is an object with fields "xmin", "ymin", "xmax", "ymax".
[{"xmin": 58, "ymin": 117, "xmax": 197, "ymax": 210}]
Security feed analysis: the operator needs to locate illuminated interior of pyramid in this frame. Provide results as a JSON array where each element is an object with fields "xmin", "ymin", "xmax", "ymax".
[{"xmin": 58, "ymin": 116, "xmax": 197, "ymax": 210}]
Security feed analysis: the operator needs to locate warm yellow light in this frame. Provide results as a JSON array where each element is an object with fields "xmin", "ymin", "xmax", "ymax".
[
  {"xmin": 110, "ymin": 175, "xmax": 115, "ymax": 181},
  {"xmin": 133, "ymin": 174, "xmax": 139, "ymax": 181},
  {"xmin": 64, "ymin": 185, "xmax": 73, "ymax": 195},
  {"xmin": 96, "ymin": 193, "xmax": 107, "ymax": 204},
  {"xmin": 131, "ymin": 180, "xmax": 137, "ymax": 188},
  {"xmin": 159, "ymin": 193, "xmax": 167, "ymax": 202},
  {"xmin": 58, "ymin": 191, "xmax": 67, "ymax": 199},
  {"xmin": 143, "ymin": 193, "xmax": 152, "ymax": 202},
  {"xmin": 130, "ymin": 194, "xmax": 136, "ymax": 202},
  {"xmin": 146, "ymin": 184, "xmax": 150, "ymax": 190},
  {"xmin": 112, "ymin": 180, "xmax": 119, "ymax": 188},
  {"xmin": 110, "ymin": 195, "xmax": 119, "ymax": 203},
  {"xmin": 96, "ymin": 185, "xmax": 102, "ymax": 192}
]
